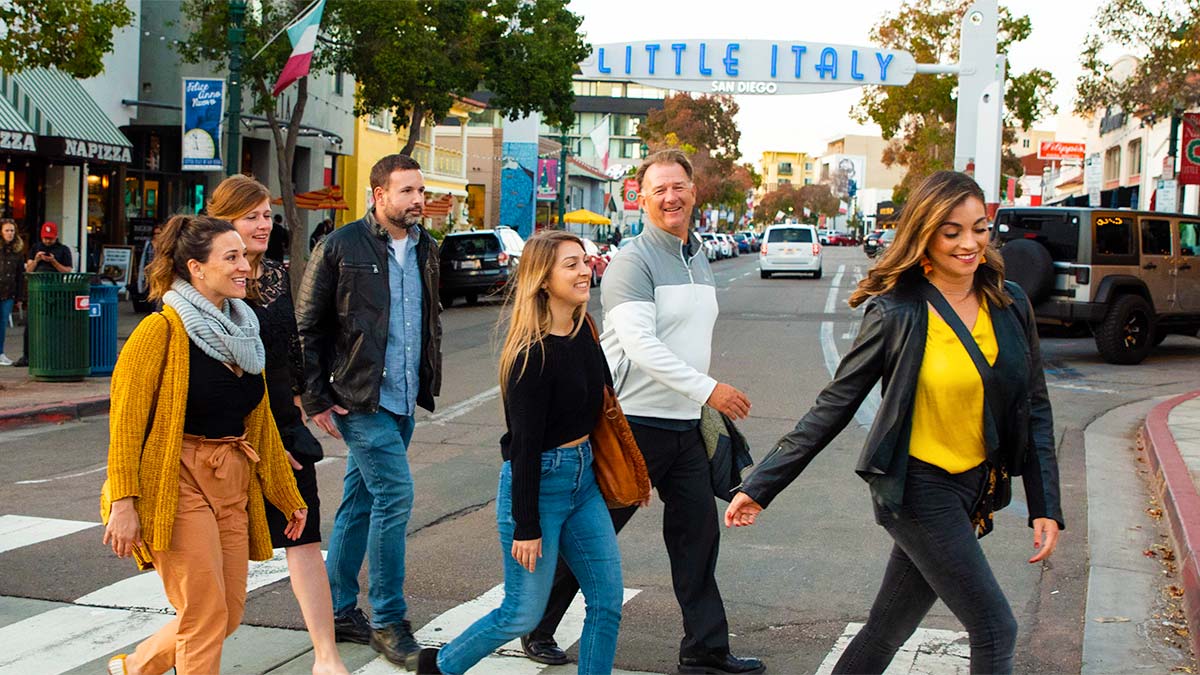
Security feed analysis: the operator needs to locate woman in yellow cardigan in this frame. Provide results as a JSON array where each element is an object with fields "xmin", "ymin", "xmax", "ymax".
[{"xmin": 101, "ymin": 214, "xmax": 307, "ymax": 675}]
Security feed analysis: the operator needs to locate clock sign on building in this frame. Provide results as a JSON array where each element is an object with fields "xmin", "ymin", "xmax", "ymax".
[{"xmin": 182, "ymin": 78, "xmax": 226, "ymax": 171}]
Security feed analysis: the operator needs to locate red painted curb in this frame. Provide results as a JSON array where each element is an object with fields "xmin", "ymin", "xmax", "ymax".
[
  {"xmin": 1142, "ymin": 389, "xmax": 1200, "ymax": 660},
  {"xmin": 0, "ymin": 395, "xmax": 111, "ymax": 431}
]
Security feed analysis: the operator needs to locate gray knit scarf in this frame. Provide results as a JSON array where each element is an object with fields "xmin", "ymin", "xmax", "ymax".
[{"xmin": 163, "ymin": 278, "xmax": 265, "ymax": 374}]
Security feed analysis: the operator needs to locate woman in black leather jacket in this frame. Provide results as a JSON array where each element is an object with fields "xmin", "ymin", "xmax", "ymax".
[{"xmin": 726, "ymin": 171, "xmax": 1063, "ymax": 675}]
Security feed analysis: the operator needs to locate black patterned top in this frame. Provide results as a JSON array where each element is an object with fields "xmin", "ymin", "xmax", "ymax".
[{"xmin": 251, "ymin": 258, "xmax": 305, "ymax": 397}]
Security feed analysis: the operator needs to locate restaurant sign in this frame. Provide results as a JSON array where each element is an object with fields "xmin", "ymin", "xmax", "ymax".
[{"xmin": 579, "ymin": 40, "xmax": 917, "ymax": 95}]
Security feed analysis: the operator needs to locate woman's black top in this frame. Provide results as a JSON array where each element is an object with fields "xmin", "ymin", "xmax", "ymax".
[
  {"xmin": 183, "ymin": 341, "xmax": 265, "ymax": 438},
  {"xmin": 500, "ymin": 326, "xmax": 611, "ymax": 540},
  {"xmin": 249, "ymin": 258, "xmax": 322, "ymax": 461}
]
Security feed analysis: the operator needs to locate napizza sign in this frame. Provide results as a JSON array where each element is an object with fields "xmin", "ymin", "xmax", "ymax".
[{"xmin": 579, "ymin": 40, "xmax": 917, "ymax": 95}]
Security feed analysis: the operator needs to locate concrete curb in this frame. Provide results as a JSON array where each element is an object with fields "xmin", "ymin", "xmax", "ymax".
[
  {"xmin": 0, "ymin": 395, "xmax": 111, "ymax": 431},
  {"xmin": 1142, "ymin": 389, "xmax": 1200, "ymax": 660}
]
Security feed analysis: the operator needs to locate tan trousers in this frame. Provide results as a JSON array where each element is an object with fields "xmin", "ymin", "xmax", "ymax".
[{"xmin": 129, "ymin": 434, "xmax": 260, "ymax": 675}]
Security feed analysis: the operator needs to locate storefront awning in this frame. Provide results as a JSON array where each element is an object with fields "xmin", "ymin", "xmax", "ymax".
[
  {"xmin": 0, "ymin": 95, "xmax": 36, "ymax": 154},
  {"xmin": 0, "ymin": 67, "xmax": 132, "ymax": 163}
]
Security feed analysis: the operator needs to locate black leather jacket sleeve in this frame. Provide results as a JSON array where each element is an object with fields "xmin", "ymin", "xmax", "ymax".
[
  {"xmin": 297, "ymin": 239, "xmax": 339, "ymax": 416},
  {"xmin": 742, "ymin": 299, "xmax": 888, "ymax": 508},
  {"xmin": 1014, "ymin": 289, "xmax": 1064, "ymax": 529}
]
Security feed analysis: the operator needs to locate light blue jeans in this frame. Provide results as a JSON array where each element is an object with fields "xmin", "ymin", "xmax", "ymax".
[
  {"xmin": 0, "ymin": 298, "xmax": 12, "ymax": 354},
  {"xmin": 438, "ymin": 440, "xmax": 623, "ymax": 675},
  {"xmin": 326, "ymin": 409, "xmax": 415, "ymax": 626}
]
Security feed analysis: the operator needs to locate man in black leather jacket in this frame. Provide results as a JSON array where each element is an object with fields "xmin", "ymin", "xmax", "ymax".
[{"xmin": 296, "ymin": 154, "xmax": 442, "ymax": 665}]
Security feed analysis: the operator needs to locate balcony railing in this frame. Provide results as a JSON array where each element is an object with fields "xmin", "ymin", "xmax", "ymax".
[{"xmin": 410, "ymin": 142, "xmax": 464, "ymax": 179}]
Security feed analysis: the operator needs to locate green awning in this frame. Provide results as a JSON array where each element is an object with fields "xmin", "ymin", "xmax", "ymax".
[
  {"xmin": 0, "ymin": 67, "xmax": 131, "ymax": 163},
  {"xmin": 0, "ymin": 94, "xmax": 36, "ymax": 153}
]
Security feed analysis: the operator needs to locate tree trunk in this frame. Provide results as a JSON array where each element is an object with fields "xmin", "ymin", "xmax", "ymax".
[
  {"xmin": 256, "ymin": 75, "xmax": 309, "ymax": 298},
  {"xmin": 399, "ymin": 102, "xmax": 426, "ymax": 158}
]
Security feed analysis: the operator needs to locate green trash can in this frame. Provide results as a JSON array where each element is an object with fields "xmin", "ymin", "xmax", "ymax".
[{"xmin": 27, "ymin": 272, "xmax": 92, "ymax": 381}]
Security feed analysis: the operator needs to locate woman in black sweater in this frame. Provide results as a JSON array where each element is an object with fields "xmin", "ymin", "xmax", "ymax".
[{"xmin": 409, "ymin": 230, "xmax": 631, "ymax": 675}]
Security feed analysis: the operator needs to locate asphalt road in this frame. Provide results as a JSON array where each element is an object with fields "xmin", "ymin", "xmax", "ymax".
[{"xmin": 3, "ymin": 245, "xmax": 1200, "ymax": 674}]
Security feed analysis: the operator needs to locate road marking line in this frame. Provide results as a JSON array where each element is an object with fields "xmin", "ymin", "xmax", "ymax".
[
  {"xmin": 819, "ymin": 266, "xmax": 880, "ymax": 428},
  {"xmin": 14, "ymin": 464, "xmax": 108, "ymax": 485},
  {"xmin": 814, "ymin": 622, "xmax": 969, "ymax": 675},
  {"xmin": 1048, "ymin": 382, "xmax": 1120, "ymax": 395},
  {"xmin": 355, "ymin": 583, "xmax": 641, "ymax": 674},
  {"xmin": 0, "ymin": 515, "xmax": 97, "ymax": 554},
  {"xmin": 76, "ymin": 547, "xmax": 325, "ymax": 612},
  {"xmin": 421, "ymin": 386, "xmax": 502, "ymax": 427},
  {"xmin": 0, "ymin": 604, "xmax": 172, "ymax": 674}
]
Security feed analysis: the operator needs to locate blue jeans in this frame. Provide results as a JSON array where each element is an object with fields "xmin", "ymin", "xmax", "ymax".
[
  {"xmin": 0, "ymin": 298, "xmax": 12, "ymax": 353},
  {"xmin": 438, "ymin": 441, "xmax": 623, "ymax": 675},
  {"xmin": 835, "ymin": 458, "xmax": 1018, "ymax": 674},
  {"xmin": 326, "ymin": 409, "xmax": 416, "ymax": 626}
]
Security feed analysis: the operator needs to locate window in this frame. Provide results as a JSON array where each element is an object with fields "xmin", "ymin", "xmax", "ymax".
[
  {"xmin": 804, "ymin": 162, "xmax": 813, "ymax": 171},
  {"xmin": 1104, "ymin": 146, "xmax": 1122, "ymax": 183},
  {"xmin": 778, "ymin": 162, "xmax": 793, "ymax": 176},
  {"xmin": 573, "ymin": 81, "xmax": 597, "ymax": 97},
  {"xmin": 1093, "ymin": 214, "xmax": 1136, "ymax": 263},
  {"xmin": 767, "ymin": 228, "xmax": 814, "ymax": 243},
  {"xmin": 1181, "ymin": 222, "xmax": 1200, "ymax": 257},
  {"xmin": 779, "ymin": 179, "xmax": 791, "ymax": 187},
  {"xmin": 1022, "ymin": 138, "xmax": 1031, "ymax": 149},
  {"xmin": 441, "ymin": 234, "xmax": 500, "ymax": 259},
  {"xmin": 1141, "ymin": 218, "xmax": 1172, "ymax": 255},
  {"xmin": 367, "ymin": 109, "xmax": 391, "ymax": 131},
  {"xmin": 1128, "ymin": 139, "xmax": 1143, "ymax": 177},
  {"xmin": 622, "ymin": 139, "xmax": 640, "ymax": 158},
  {"xmin": 333, "ymin": 71, "xmax": 344, "ymax": 96}
]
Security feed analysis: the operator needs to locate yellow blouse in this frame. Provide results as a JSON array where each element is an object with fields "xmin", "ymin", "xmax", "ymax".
[{"xmin": 908, "ymin": 302, "xmax": 998, "ymax": 474}]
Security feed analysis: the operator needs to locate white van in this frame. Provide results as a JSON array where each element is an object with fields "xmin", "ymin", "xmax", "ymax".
[{"xmin": 759, "ymin": 224, "xmax": 823, "ymax": 279}]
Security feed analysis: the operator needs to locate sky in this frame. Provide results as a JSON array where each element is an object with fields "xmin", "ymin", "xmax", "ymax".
[{"xmin": 566, "ymin": 0, "xmax": 1099, "ymax": 163}]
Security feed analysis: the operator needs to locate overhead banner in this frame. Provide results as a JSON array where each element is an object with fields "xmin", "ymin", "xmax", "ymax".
[
  {"xmin": 622, "ymin": 178, "xmax": 639, "ymax": 210},
  {"xmin": 579, "ymin": 39, "xmax": 916, "ymax": 95},
  {"xmin": 182, "ymin": 78, "xmax": 225, "ymax": 171},
  {"xmin": 1180, "ymin": 113, "xmax": 1200, "ymax": 186}
]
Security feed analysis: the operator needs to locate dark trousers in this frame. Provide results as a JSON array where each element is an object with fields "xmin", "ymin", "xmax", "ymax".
[
  {"xmin": 530, "ymin": 422, "xmax": 731, "ymax": 659},
  {"xmin": 834, "ymin": 458, "xmax": 1018, "ymax": 675}
]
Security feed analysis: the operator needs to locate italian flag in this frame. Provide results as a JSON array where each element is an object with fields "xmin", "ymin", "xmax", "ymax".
[{"xmin": 272, "ymin": 0, "xmax": 326, "ymax": 96}]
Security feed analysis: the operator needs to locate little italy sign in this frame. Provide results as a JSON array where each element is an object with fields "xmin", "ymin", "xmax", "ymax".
[{"xmin": 578, "ymin": 39, "xmax": 917, "ymax": 94}]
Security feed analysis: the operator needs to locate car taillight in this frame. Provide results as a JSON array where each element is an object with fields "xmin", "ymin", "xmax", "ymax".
[
  {"xmin": 760, "ymin": 243, "xmax": 767, "ymax": 255},
  {"xmin": 812, "ymin": 243, "xmax": 821, "ymax": 255},
  {"xmin": 498, "ymin": 251, "xmax": 510, "ymax": 266}
]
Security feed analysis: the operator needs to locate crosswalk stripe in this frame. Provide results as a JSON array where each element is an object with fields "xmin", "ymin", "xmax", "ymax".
[
  {"xmin": 354, "ymin": 583, "xmax": 641, "ymax": 674},
  {"xmin": 76, "ymin": 547, "xmax": 321, "ymax": 612},
  {"xmin": 813, "ymin": 622, "xmax": 969, "ymax": 674},
  {"xmin": 0, "ymin": 605, "xmax": 172, "ymax": 674},
  {"xmin": 0, "ymin": 515, "xmax": 97, "ymax": 554}
]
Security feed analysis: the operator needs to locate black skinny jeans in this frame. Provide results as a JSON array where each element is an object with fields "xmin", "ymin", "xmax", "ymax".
[
  {"xmin": 529, "ymin": 422, "xmax": 731, "ymax": 659},
  {"xmin": 834, "ymin": 457, "xmax": 1018, "ymax": 675}
]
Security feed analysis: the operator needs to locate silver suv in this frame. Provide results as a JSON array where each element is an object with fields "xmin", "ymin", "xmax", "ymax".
[{"xmin": 994, "ymin": 207, "xmax": 1200, "ymax": 364}]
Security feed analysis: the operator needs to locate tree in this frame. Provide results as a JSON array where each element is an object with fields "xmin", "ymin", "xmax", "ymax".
[
  {"xmin": 0, "ymin": 0, "xmax": 133, "ymax": 78},
  {"xmin": 753, "ymin": 184, "xmax": 839, "ymax": 226},
  {"xmin": 1076, "ymin": 0, "xmax": 1200, "ymax": 120},
  {"xmin": 638, "ymin": 93, "xmax": 749, "ymax": 224},
  {"xmin": 852, "ymin": 0, "xmax": 1057, "ymax": 203},
  {"xmin": 326, "ymin": 0, "xmax": 589, "ymax": 156},
  {"xmin": 177, "ymin": 0, "xmax": 588, "ymax": 289}
]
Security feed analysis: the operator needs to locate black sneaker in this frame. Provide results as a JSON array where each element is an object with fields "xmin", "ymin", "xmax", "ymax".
[
  {"xmin": 11, "ymin": 356, "xmax": 27, "ymax": 367},
  {"xmin": 370, "ymin": 619, "xmax": 420, "ymax": 665},
  {"xmin": 678, "ymin": 652, "xmax": 766, "ymax": 674},
  {"xmin": 333, "ymin": 607, "xmax": 371, "ymax": 644},
  {"xmin": 521, "ymin": 634, "xmax": 569, "ymax": 665},
  {"xmin": 405, "ymin": 647, "xmax": 442, "ymax": 674}
]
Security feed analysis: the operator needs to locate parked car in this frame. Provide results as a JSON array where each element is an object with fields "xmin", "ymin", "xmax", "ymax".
[
  {"xmin": 995, "ymin": 206, "xmax": 1200, "ymax": 364},
  {"xmin": 738, "ymin": 231, "xmax": 761, "ymax": 252},
  {"xmin": 826, "ymin": 231, "xmax": 857, "ymax": 246},
  {"xmin": 581, "ymin": 237, "xmax": 609, "ymax": 287},
  {"xmin": 699, "ymin": 235, "xmax": 719, "ymax": 261},
  {"xmin": 699, "ymin": 232, "xmax": 728, "ymax": 259},
  {"xmin": 719, "ymin": 233, "xmax": 739, "ymax": 257},
  {"xmin": 733, "ymin": 233, "xmax": 751, "ymax": 254},
  {"xmin": 438, "ymin": 226, "xmax": 524, "ymax": 307},
  {"xmin": 759, "ymin": 224, "xmax": 823, "ymax": 279},
  {"xmin": 864, "ymin": 229, "xmax": 894, "ymax": 258}
]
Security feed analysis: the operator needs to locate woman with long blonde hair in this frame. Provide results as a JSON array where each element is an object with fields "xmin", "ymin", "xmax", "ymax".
[
  {"xmin": 727, "ymin": 171, "xmax": 1064, "ymax": 674},
  {"xmin": 408, "ymin": 230, "xmax": 625, "ymax": 675},
  {"xmin": 0, "ymin": 218, "xmax": 25, "ymax": 365},
  {"xmin": 207, "ymin": 175, "xmax": 348, "ymax": 675}
]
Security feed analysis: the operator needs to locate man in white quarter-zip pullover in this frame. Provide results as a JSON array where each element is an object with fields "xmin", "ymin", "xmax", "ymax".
[{"xmin": 520, "ymin": 150, "xmax": 766, "ymax": 675}]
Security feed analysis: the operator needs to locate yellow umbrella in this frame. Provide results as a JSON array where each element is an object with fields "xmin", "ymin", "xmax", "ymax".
[{"xmin": 562, "ymin": 209, "xmax": 612, "ymax": 225}]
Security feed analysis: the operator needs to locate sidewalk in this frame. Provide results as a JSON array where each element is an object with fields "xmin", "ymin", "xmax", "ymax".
[
  {"xmin": 1141, "ymin": 390, "xmax": 1200, "ymax": 660},
  {"xmin": 0, "ymin": 296, "xmax": 144, "ymax": 429}
]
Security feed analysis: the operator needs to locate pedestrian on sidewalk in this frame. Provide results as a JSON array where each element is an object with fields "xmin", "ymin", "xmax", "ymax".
[
  {"xmin": 0, "ymin": 218, "xmax": 24, "ymax": 365},
  {"xmin": 726, "ymin": 171, "xmax": 1065, "ymax": 675},
  {"xmin": 101, "ymin": 214, "xmax": 307, "ymax": 675},
  {"xmin": 210, "ymin": 175, "xmax": 349, "ymax": 675},
  {"xmin": 407, "ymin": 231, "xmax": 629, "ymax": 675},
  {"xmin": 521, "ymin": 150, "xmax": 765, "ymax": 675},
  {"xmin": 13, "ymin": 221, "xmax": 72, "ymax": 367},
  {"xmin": 310, "ymin": 218, "xmax": 334, "ymax": 252},
  {"xmin": 267, "ymin": 213, "xmax": 290, "ymax": 263},
  {"xmin": 297, "ymin": 153, "xmax": 443, "ymax": 666}
]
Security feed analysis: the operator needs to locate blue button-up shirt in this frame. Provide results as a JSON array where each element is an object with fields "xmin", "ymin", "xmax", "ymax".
[{"xmin": 377, "ymin": 227, "xmax": 423, "ymax": 417}]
